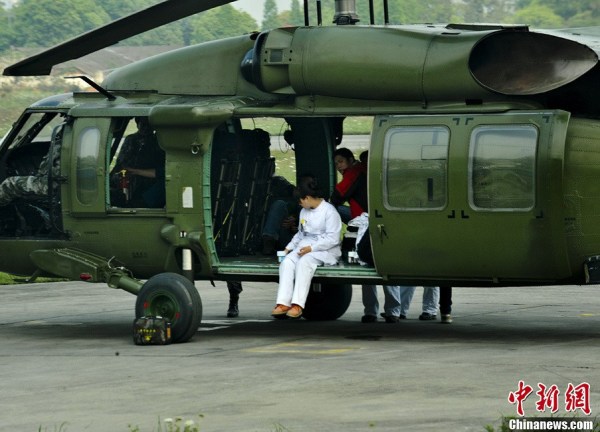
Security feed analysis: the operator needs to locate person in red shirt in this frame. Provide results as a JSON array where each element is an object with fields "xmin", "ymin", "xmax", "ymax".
[
  {"xmin": 330, "ymin": 147, "xmax": 368, "ymax": 223},
  {"xmin": 330, "ymin": 148, "xmax": 402, "ymax": 323}
]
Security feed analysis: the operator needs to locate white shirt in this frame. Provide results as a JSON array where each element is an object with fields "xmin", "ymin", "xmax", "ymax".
[{"xmin": 285, "ymin": 200, "xmax": 342, "ymax": 265}]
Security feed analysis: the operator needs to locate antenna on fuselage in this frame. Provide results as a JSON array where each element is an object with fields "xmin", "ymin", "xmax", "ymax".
[
  {"xmin": 383, "ymin": 0, "xmax": 390, "ymax": 24},
  {"xmin": 303, "ymin": 0, "xmax": 309, "ymax": 25},
  {"xmin": 317, "ymin": 0, "xmax": 322, "ymax": 25},
  {"xmin": 65, "ymin": 75, "xmax": 116, "ymax": 101}
]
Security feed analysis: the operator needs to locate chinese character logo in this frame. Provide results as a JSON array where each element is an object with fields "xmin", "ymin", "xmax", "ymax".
[
  {"xmin": 536, "ymin": 383, "xmax": 560, "ymax": 414},
  {"xmin": 508, "ymin": 381, "xmax": 592, "ymax": 417},
  {"xmin": 508, "ymin": 380, "xmax": 534, "ymax": 416},
  {"xmin": 565, "ymin": 382, "xmax": 591, "ymax": 415}
]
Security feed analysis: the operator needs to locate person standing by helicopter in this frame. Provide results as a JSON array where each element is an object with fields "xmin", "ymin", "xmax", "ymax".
[
  {"xmin": 331, "ymin": 148, "xmax": 403, "ymax": 323},
  {"xmin": 112, "ymin": 117, "xmax": 165, "ymax": 208}
]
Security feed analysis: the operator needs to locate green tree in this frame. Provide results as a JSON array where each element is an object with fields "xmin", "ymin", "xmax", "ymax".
[
  {"xmin": 510, "ymin": 3, "xmax": 564, "ymax": 28},
  {"xmin": 188, "ymin": 5, "xmax": 257, "ymax": 44},
  {"xmin": 383, "ymin": 0, "xmax": 422, "ymax": 24},
  {"xmin": 566, "ymin": 9, "xmax": 600, "ymax": 27},
  {"xmin": 290, "ymin": 0, "xmax": 304, "ymax": 26},
  {"xmin": 0, "ymin": 7, "xmax": 13, "ymax": 50},
  {"xmin": 262, "ymin": 0, "xmax": 280, "ymax": 30},
  {"xmin": 1, "ymin": 0, "xmax": 260, "ymax": 49},
  {"xmin": 418, "ymin": 1, "xmax": 457, "ymax": 23},
  {"xmin": 121, "ymin": 20, "xmax": 184, "ymax": 46},
  {"xmin": 515, "ymin": 0, "xmax": 598, "ymax": 25},
  {"xmin": 12, "ymin": 0, "xmax": 111, "ymax": 47},
  {"xmin": 99, "ymin": 0, "xmax": 156, "ymax": 21},
  {"xmin": 95, "ymin": 0, "xmax": 183, "ymax": 46},
  {"xmin": 457, "ymin": 0, "xmax": 514, "ymax": 23}
]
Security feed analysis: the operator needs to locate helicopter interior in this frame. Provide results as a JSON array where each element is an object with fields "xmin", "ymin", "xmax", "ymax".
[
  {"xmin": 0, "ymin": 112, "xmax": 65, "ymax": 238},
  {"xmin": 206, "ymin": 115, "xmax": 381, "ymax": 281},
  {"xmin": 210, "ymin": 120, "xmax": 276, "ymax": 258}
]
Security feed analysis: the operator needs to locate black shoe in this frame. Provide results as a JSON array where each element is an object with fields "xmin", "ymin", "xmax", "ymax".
[
  {"xmin": 227, "ymin": 301, "xmax": 239, "ymax": 318},
  {"xmin": 361, "ymin": 314, "xmax": 377, "ymax": 323},
  {"xmin": 379, "ymin": 313, "xmax": 400, "ymax": 323},
  {"xmin": 418, "ymin": 312, "xmax": 437, "ymax": 321}
]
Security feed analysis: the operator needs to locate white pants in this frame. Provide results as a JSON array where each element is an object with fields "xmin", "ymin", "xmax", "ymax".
[{"xmin": 276, "ymin": 253, "xmax": 323, "ymax": 308}]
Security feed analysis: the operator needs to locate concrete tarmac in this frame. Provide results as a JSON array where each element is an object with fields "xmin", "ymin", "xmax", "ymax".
[{"xmin": 0, "ymin": 281, "xmax": 598, "ymax": 432}]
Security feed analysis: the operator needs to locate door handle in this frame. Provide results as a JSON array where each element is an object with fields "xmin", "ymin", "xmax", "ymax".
[{"xmin": 377, "ymin": 224, "xmax": 388, "ymax": 241}]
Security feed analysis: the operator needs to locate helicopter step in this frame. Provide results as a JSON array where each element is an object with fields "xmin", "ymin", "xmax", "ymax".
[{"xmin": 215, "ymin": 255, "xmax": 381, "ymax": 282}]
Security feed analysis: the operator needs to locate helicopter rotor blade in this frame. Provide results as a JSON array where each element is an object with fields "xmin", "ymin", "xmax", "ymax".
[{"xmin": 4, "ymin": 0, "xmax": 238, "ymax": 76}]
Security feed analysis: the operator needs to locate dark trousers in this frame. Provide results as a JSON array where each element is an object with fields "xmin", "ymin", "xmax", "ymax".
[
  {"xmin": 439, "ymin": 286, "xmax": 452, "ymax": 315},
  {"xmin": 227, "ymin": 281, "xmax": 243, "ymax": 298}
]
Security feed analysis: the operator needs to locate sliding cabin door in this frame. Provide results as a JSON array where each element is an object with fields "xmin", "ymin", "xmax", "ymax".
[{"xmin": 368, "ymin": 112, "xmax": 571, "ymax": 284}]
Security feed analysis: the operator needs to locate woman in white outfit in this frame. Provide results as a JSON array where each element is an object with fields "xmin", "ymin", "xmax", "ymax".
[{"xmin": 272, "ymin": 177, "xmax": 342, "ymax": 319}]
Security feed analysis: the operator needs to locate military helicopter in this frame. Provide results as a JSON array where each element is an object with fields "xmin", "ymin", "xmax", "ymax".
[{"xmin": 1, "ymin": 0, "xmax": 599, "ymax": 342}]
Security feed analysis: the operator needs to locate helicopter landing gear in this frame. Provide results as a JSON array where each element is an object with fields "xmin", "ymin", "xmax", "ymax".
[
  {"xmin": 302, "ymin": 283, "xmax": 353, "ymax": 321},
  {"xmin": 135, "ymin": 272, "xmax": 202, "ymax": 343}
]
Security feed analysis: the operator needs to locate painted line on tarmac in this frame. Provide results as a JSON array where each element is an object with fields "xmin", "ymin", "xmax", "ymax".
[
  {"xmin": 199, "ymin": 319, "xmax": 271, "ymax": 331},
  {"xmin": 245, "ymin": 342, "xmax": 359, "ymax": 355}
]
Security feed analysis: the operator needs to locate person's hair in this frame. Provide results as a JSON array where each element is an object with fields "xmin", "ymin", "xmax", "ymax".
[
  {"xmin": 359, "ymin": 150, "xmax": 368, "ymax": 164},
  {"xmin": 294, "ymin": 175, "xmax": 324, "ymax": 200},
  {"xmin": 333, "ymin": 147, "xmax": 355, "ymax": 162}
]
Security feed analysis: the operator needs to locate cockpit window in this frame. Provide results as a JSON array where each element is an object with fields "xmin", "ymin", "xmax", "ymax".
[
  {"xmin": 8, "ymin": 112, "xmax": 62, "ymax": 150},
  {"xmin": 0, "ymin": 112, "xmax": 65, "ymax": 182}
]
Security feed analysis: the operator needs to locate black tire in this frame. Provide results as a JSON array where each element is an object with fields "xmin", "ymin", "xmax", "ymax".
[
  {"xmin": 135, "ymin": 273, "xmax": 202, "ymax": 343},
  {"xmin": 302, "ymin": 283, "xmax": 353, "ymax": 321}
]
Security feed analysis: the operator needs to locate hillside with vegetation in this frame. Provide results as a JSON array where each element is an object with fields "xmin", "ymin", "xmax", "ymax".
[
  {"xmin": 0, "ymin": 0, "xmax": 596, "ymax": 135},
  {"xmin": 0, "ymin": 0, "xmax": 596, "ymax": 51}
]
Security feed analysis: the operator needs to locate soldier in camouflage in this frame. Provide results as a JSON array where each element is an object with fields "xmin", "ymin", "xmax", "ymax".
[{"xmin": 0, "ymin": 136, "xmax": 62, "ymax": 207}]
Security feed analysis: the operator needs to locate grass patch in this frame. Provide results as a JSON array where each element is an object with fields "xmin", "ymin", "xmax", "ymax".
[
  {"xmin": 0, "ymin": 272, "xmax": 27, "ymax": 284},
  {"xmin": 0, "ymin": 271, "xmax": 65, "ymax": 285},
  {"xmin": 240, "ymin": 116, "xmax": 373, "ymax": 137}
]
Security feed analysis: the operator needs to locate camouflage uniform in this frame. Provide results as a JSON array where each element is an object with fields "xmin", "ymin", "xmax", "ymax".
[{"xmin": 0, "ymin": 141, "xmax": 61, "ymax": 207}]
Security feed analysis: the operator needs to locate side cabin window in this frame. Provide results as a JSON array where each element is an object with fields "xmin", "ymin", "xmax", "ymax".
[
  {"xmin": 468, "ymin": 125, "xmax": 537, "ymax": 211},
  {"xmin": 107, "ymin": 117, "xmax": 165, "ymax": 209},
  {"xmin": 383, "ymin": 126, "xmax": 449, "ymax": 210},
  {"xmin": 76, "ymin": 127, "xmax": 100, "ymax": 205}
]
